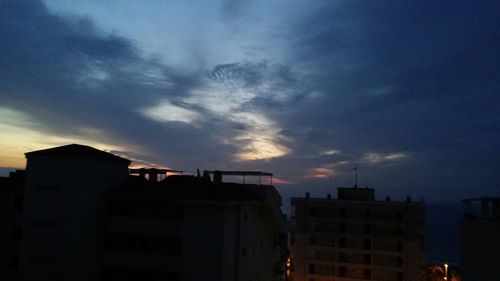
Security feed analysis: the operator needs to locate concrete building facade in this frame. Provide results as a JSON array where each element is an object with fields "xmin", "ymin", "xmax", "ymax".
[{"xmin": 290, "ymin": 187, "xmax": 425, "ymax": 281}]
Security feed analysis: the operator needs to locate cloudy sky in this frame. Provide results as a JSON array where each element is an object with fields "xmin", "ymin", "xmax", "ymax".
[{"xmin": 1, "ymin": 0, "xmax": 499, "ymax": 203}]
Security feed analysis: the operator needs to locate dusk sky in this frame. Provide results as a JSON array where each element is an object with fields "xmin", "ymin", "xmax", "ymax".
[{"xmin": 1, "ymin": 0, "xmax": 499, "ymax": 203}]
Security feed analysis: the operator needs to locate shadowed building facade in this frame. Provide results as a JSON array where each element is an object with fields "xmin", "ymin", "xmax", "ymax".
[
  {"xmin": 0, "ymin": 170, "xmax": 25, "ymax": 281},
  {"xmin": 103, "ymin": 170, "xmax": 287, "ymax": 281},
  {"xmin": 0, "ymin": 144, "xmax": 287, "ymax": 281},
  {"xmin": 19, "ymin": 144, "xmax": 131, "ymax": 281},
  {"xmin": 460, "ymin": 198, "xmax": 500, "ymax": 281},
  {"xmin": 290, "ymin": 187, "xmax": 425, "ymax": 281}
]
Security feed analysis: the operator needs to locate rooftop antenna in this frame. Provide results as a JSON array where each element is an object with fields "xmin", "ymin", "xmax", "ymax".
[{"xmin": 354, "ymin": 165, "xmax": 358, "ymax": 188}]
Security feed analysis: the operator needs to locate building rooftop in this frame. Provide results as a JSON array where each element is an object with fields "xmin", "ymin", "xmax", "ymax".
[
  {"xmin": 108, "ymin": 175, "xmax": 267, "ymax": 203},
  {"xmin": 25, "ymin": 144, "xmax": 131, "ymax": 165}
]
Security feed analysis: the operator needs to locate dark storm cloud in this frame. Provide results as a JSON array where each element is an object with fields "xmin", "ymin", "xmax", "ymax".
[
  {"xmin": 268, "ymin": 0, "xmax": 500, "ymax": 199},
  {"xmin": 0, "ymin": 0, "xmax": 235, "ymax": 169},
  {"xmin": 1, "ymin": 0, "xmax": 498, "ymax": 203}
]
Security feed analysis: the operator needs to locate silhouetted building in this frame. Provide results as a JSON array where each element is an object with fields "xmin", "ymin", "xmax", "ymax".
[
  {"xmin": 103, "ymin": 170, "xmax": 287, "ymax": 281},
  {"xmin": 20, "ymin": 144, "xmax": 131, "ymax": 281},
  {"xmin": 0, "ymin": 144, "xmax": 287, "ymax": 281},
  {"xmin": 290, "ymin": 187, "xmax": 425, "ymax": 281},
  {"xmin": 460, "ymin": 198, "xmax": 500, "ymax": 281},
  {"xmin": 0, "ymin": 170, "xmax": 25, "ymax": 281}
]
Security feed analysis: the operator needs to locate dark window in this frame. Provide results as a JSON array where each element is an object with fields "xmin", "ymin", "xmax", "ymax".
[
  {"xmin": 364, "ymin": 210, "xmax": 372, "ymax": 220},
  {"xmin": 364, "ymin": 269, "xmax": 371, "ymax": 279},
  {"xmin": 36, "ymin": 185, "xmax": 61, "ymax": 192},
  {"xmin": 242, "ymin": 247, "xmax": 247, "ymax": 257},
  {"xmin": 397, "ymin": 257, "xmax": 403, "ymax": 267},
  {"xmin": 364, "ymin": 254, "xmax": 371, "ymax": 264},
  {"xmin": 103, "ymin": 266, "xmax": 179, "ymax": 281},
  {"xmin": 11, "ymin": 225, "xmax": 22, "ymax": 241},
  {"xmin": 107, "ymin": 200, "xmax": 182, "ymax": 219},
  {"xmin": 338, "ymin": 237, "xmax": 346, "ymax": 248},
  {"xmin": 397, "ymin": 242, "xmax": 403, "ymax": 252},
  {"xmin": 364, "ymin": 239, "xmax": 371, "ymax": 249},
  {"xmin": 13, "ymin": 195, "xmax": 23, "ymax": 211},
  {"xmin": 32, "ymin": 220, "xmax": 59, "ymax": 228},
  {"xmin": 397, "ymin": 272, "xmax": 403, "ymax": 281},
  {"xmin": 338, "ymin": 266, "xmax": 346, "ymax": 277},
  {"xmin": 397, "ymin": 212, "xmax": 403, "ymax": 222},
  {"xmin": 339, "ymin": 223, "xmax": 346, "ymax": 233},
  {"xmin": 338, "ymin": 252, "xmax": 346, "ymax": 262},
  {"xmin": 106, "ymin": 233, "xmax": 181, "ymax": 255},
  {"xmin": 338, "ymin": 208, "xmax": 347, "ymax": 219},
  {"xmin": 308, "ymin": 235, "xmax": 316, "ymax": 245},
  {"xmin": 309, "ymin": 207, "xmax": 319, "ymax": 217},
  {"xmin": 8, "ymin": 255, "xmax": 18, "ymax": 271},
  {"xmin": 364, "ymin": 224, "xmax": 372, "ymax": 234},
  {"xmin": 308, "ymin": 264, "xmax": 315, "ymax": 274}
]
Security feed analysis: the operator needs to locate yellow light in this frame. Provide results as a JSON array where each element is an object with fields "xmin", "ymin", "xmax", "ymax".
[{"xmin": 444, "ymin": 263, "xmax": 448, "ymax": 281}]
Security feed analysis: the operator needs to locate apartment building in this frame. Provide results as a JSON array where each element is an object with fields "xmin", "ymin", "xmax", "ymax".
[
  {"xmin": 0, "ymin": 170, "xmax": 25, "ymax": 281},
  {"xmin": 290, "ymin": 187, "xmax": 425, "ymax": 281},
  {"xmin": 460, "ymin": 198, "xmax": 500, "ymax": 281},
  {"xmin": 103, "ymin": 170, "xmax": 287, "ymax": 281},
  {"xmin": 0, "ymin": 144, "xmax": 287, "ymax": 281}
]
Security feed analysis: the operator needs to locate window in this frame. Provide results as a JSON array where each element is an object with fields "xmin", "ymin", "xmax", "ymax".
[
  {"xmin": 106, "ymin": 233, "xmax": 181, "ymax": 255},
  {"xmin": 103, "ymin": 266, "xmax": 179, "ymax": 281},
  {"xmin": 339, "ymin": 223, "xmax": 346, "ymax": 233},
  {"xmin": 338, "ymin": 208, "xmax": 347, "ymax": 219},
  {"xmin": 364, "ymin": 224, "xmax": 372, "ymax": 234},
  {"xmin": 36, "ymin": 185, "xmax": 61, "ymax": 192},
  {"xmin": 308, "ymin": 235, "xmax": 316, "ymax": 245},
  {"xmin": 338, "ymin": 252, "xmax": 346, "ymax": 262},
  {"xmin": 11, "ymin": 225, "xmax": 22, "ymax": 241},
  {"xmin": 8, "ymin": 255, "xmax": 18, "ymax": 271},
  {"xmin": 364, "ymin": 239, "xmax": 371, "ymax": 249},
  {"xmin": 364, "ymin": 210, "xmax": 372, "ymax": 220},
  {"xmin": 364, "ymin": 269, "xmax": 371, "ymax": 279},
  {"xmin": 338, "ymin": 266, "xmax": 346, "ymax": 277},
  {"xmin": 32, "ymin": 220, "xmax": 59, "ymax": 228},
  {"xmin": 397, "ymin": 212, "xmax": 403, "ymax": 222},
  {"xmin": 308, "ymin": 264, "xmax": 315, "ymax": 274},
  {"xmin": 338, "ymin": 237, "xmax": 346, "ymax": 248},
  {"xmin": 397, "ymin": 272, "xmax": 403, "ymax": 281},
  {"xmin": 13, "ymin": 195, "xmax": 23, "ymax": 211},
  {"xmin": 397, "ymin": 257, "xmax": 403, "ymax": 267},
  {"xmin": 364, "ymin": 254, "xmax": 371, "ymax": 264}
]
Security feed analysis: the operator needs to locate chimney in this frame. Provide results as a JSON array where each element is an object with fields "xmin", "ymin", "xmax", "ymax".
[
  {"xmin": 305, "ymin": 192, "xmax": 310, "ymax": 199},
  {"xmin": 327, "ymin": 194, "xmax": 332, "ymax": 199},
  {"xmin": 406, "ymin": 196, "xmax": 412, "ymax": 203},
  {"xmin": 385, "ymin": 196, "xmax": 391, "ymax": 202}
]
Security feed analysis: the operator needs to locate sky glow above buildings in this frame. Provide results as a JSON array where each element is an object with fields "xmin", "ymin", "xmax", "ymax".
[{"xmin": 0, "ymin": 0, "xmax": 499, "ymax": 201}]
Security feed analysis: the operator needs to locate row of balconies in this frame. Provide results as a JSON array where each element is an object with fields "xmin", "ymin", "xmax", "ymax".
[
  {"xmin": 308, "ymin": 235, "xmax": 404, "ymax": 252},
  {"xmin": 310, "ymin": 221, "xmax": 405, "ymax": 237}
]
